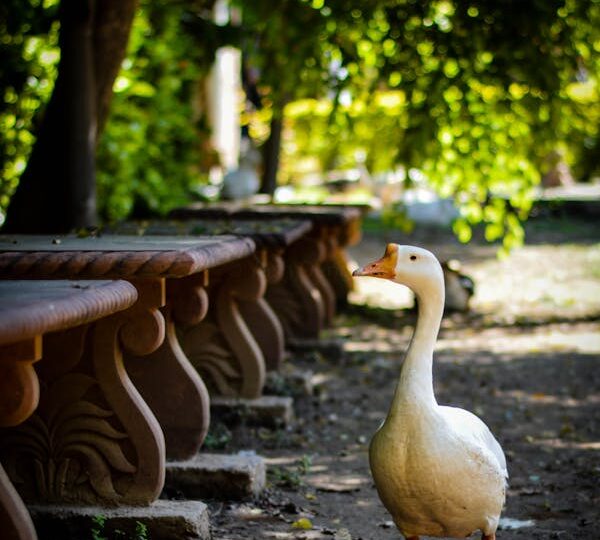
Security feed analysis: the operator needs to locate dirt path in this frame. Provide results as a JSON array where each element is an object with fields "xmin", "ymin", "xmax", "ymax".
[{"xmin": 206, "ymin": 219, "xmax": 600, "ymax": 540}]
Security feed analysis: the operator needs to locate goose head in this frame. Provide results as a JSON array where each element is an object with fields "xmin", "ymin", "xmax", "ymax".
[{"xmin": 353, "ymin": 243, "xmax": 444, "ymax": 298}]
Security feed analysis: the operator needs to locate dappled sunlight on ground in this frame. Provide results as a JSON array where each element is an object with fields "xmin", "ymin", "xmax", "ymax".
[
  {"xmin": 495, "ymin": 387, "xmax": 600, "ymax": 409},
  {"xmin": 436, "ymin": 322, "xmax": 600, "ymax": 354},
  {"xmin": 470, "ymin": 244, "xmax": 600, "ymax": 320},
  {"xmin": 348, "ymin": 235, "xmax": 600, "ymax": 322}
]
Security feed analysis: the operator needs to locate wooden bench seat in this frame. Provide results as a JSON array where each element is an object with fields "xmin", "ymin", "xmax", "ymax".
[{"xmin": 0, "ymin": 280, "xmax": 138, "ymax": 540}]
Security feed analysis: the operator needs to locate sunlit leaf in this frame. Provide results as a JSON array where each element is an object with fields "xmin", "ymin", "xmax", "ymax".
[{"xmin": 292, "ymin": 518, "xmax": 313, "ymax": 530}]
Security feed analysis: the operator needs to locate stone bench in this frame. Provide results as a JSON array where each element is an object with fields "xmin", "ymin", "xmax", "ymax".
[
  {"xmin": 112, "ymin": 218, "xmax": 320, "ymax": 354},
  {"xmin": 169, "ymin": 203, "xmax": 363, "ymax": 335},
  {"xmin": 0, "ymin": 279, "xmax": 138, "ymax": 540},
  {"xmin": 0, "ymin": 234, "xmax": 274, "ymax": 536},
  {"xmin": 0, "ymin": 234, "xmax": 261, "ymax": 461}
]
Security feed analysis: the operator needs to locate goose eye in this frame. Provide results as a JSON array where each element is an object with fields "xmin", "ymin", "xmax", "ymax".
[{"xmin": 410, "ymin": 255, "xmax": 417, "ymax": 261}]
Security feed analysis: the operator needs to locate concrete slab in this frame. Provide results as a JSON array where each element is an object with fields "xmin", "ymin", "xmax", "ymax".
[
  {"xmin": 210, "ymin": 395, "xmax": 294, "ymax": 428},
  {"xmin": 29, "ymin": 499, "xmax": 210, "ymax": 540},
  {"xmin": 166, "ymin": 452, "xmax": 266, "ymax": 500}
]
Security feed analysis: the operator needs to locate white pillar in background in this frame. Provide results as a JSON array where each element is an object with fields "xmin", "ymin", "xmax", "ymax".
[{"xmin": 206, "ymin": 0, "xmax": 241, "ymax": 174}]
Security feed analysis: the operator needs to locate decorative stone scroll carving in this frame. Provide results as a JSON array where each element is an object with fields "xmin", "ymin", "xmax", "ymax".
[
  {"xmin": 304, "ymin": 235, "xmax": 336, "ymax": 327},
  {"xmin": 0, "ymin": 463, "xmax": 37, "ymax": 540},
  {"xmin": 0, "ymin": 302, "xmax": 166, "ymax": 507},
  {"xmin": 166, "ymin": 204, "xmax": 363, "ymax": 313},
  {"xmin": 320, "ymin": 224, "xmax": 357, "ymax": 307},
  {"xmin": 238, "ymin": 250, "xmax": 285, "ymax": 372},
  {"xmin": 177, "ymin": 258, "xmax": 267, "ymax": 399},
  {"xmin": 0, "ymin": 337, "xmax": 41, "ymax": 429},
  {"xmin": 0, "ymin": 235, "xmax": 257, "ymax": 463},
  {"xmin": 0, "ymin": 337, "xmax": 40, "ymax": 540},
  {"xmin": 0, "ymin": 280, "xmax": 162, "ymax": 539},
  {"xmin": 265, "ymin": 237, "xmax": 329, "ymax": 340},
  {"xmin": 125, "ymin": 277, "xmax": 211, "ymax": 461}
]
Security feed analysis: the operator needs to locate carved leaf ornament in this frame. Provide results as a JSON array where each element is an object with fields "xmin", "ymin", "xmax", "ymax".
[
  {"xmin": 178, "ymin": 321, "xmax": 242, "ymax": 397},
  {"xmin": 0, "ymin": 372, "xmax": 135, "ymax": 503}
]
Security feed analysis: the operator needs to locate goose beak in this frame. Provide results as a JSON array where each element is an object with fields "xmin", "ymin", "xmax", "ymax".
[{"xmin": 352, "ymin": 243, "xmax": 398, "ymax": 279}]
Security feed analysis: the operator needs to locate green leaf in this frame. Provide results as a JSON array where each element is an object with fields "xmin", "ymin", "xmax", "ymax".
[{"xmin": 292, "ymin": 518, "xmax": 313, "ymax": 530}]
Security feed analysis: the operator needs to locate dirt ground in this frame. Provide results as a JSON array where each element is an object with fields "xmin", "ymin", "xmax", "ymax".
[{"xmin": 204, "ymin": 216, "xmax": 600, "ymax": 540}]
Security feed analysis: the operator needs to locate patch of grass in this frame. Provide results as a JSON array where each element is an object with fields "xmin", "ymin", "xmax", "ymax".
[
  {"xmin": 134, "ymin": 521, "xmax": 149, "ymax": 540},
  {"xmin": 91, "ymin": 517, "xmax": 149, "ymax": 540},
  {"xmin": 264, "ymin": 373, "xmax": 295, "ymax": 397},
  {"xmin": 268, "ymin": 455, "xmax": 313, "ymax": 489},
  {"xmin": 203, "ymin": 422, "xmax": 232, "ymax": 450},
  {"xmin": 92, "ymin": 515, "xmax": 107, "ymax": 540}
]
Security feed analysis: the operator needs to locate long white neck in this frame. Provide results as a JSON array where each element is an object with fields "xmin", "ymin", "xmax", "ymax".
[{"xmin": 387, "ymin": 280, "xmax": 444, "ymax": 419}]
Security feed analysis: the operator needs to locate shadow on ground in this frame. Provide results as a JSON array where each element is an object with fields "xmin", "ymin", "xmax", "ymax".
[{"xmin": 202, "ymin": 217, "xmax": 599, "ymax": 539}]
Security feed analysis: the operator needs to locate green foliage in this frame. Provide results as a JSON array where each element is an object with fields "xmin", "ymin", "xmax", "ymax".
[
  {"xmin": 91, "ymin": 515, "xmax": 107, "ymax": 540},
  {"xmin": 91, "ymin": 515, "xmax": 149, "ymax": 540},
  {"xmin": 241, "ymin": 0, "xmax": 600, "ymax": 252},
  {"xmin": 381, "ymin": 202, "xmax": 414, "ymax": 234},
  {"xmin": 203, "ymin": 421, "xmax": 232, "ymax": 450},
  {"xmin": 96, "ymin": 1, "xmax": 219, "ymax": 223},
  {"xmin": 1, "ymin": 0, "xmax": 598, "ymax": 250},
  {"xmin": 268, "ymin": 454, "xmax": 313, "ymax": 488},
  {"xmin": 0, "ymin": 0, "xmax": 59, "ymax": 222},
  {"xmin": 134, "ymin": 521, "xmax": 149, "ymax": 540}
]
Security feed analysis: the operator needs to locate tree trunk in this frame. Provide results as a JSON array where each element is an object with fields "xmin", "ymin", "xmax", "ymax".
[
  {"xmin": 260, "ymin": 113, "xmax": 283, "ymax": 196},
  {"xmin": 93, "ymin": 0, "xmax": 138, "ymax": 134},
  {"xmin": 3, "ymin": 0, "xmax": 137, "ymax": 233}
]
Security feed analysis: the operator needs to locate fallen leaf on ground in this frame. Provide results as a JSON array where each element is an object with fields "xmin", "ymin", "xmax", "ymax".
[{"xmin": 292, "ymin": 517, "xmax": 313, "ymax": 530}]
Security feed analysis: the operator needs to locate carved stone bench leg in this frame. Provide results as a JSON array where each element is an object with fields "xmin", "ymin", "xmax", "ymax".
[
  {"xmin": 0, "ymin": 337, "xmax": 41, "ymax": 540},
  {"xmin": 238, "ymin": 250, "xmax": 285, "ymax": 372},
  {"xmin": 125, "ymin": 277, "xmax": 211, "ymax": 461},
  {"xmin": 304, "ymin": 235, "xmax": 336, "ymax": 327},
  {"xmin": 320, "ymin": 224, "xmax": 356, "ymax": 308},
  {"xmin": 0, "ymin": 308, "xmax": 166, "ymax": 506},
  {"xmin": 177, "ymin": 259, "xmax": 266, "ymax": 399},
  {"xmin": 265, "ymin": 238, "xmax": 326, "ymax": 340},
  {"xmin": 0, "ymin": 463, "xmax": 37, "ymax": 540}
]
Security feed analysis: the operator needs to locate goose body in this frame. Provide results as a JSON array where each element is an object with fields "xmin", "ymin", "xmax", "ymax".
[{"xmin": 354, "ymin": 244, "xmax": 507, "ymax": 540}]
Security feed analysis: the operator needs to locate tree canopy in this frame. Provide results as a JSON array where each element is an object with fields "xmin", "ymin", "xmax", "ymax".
[
  {"xmin": 239, "ymin": 0, "xmax": 599, "ymax": 251},
  {"xmin": 0, "ymin": 0, "xmax": 598, "ymax": 247}
]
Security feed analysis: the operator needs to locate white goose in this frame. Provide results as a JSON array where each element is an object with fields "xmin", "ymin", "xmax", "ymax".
[{"xmin": 353, "ymin": 244, "xmax": 507, "ymax": 540}]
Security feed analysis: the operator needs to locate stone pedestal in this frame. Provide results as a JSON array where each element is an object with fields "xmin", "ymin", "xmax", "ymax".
[
  {"xmin": 210, "ymin": 395, "xmax": 294, "ymax": 428},
  {"xmin": 165, "ymin": 452, "xmax": 266, "ymax": 500},
  {"xmin": 29, "ymin": 500, "xmax": 211, "ymax": 540}
]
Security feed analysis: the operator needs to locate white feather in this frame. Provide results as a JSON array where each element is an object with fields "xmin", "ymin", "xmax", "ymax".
[{"xmin": 357, "ymin": 244, "xmax": 508, "ymax": 539}]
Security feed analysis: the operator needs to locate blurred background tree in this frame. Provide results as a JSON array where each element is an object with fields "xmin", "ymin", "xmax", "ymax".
[
  {"xmin": 240, "ymin": 0, "xmax": 599, "ymax": 252},
  {"xmin": 0, "ymin": 0, "xmax": 60, "ymax": 225},
  {"xmin": 1, "ymin": 0, "xmax": 139, "ymax": 232},
  {"xmin": 0, "ymin": 0, "xmax": 598, "ymax": 246},
  {"xmin": 95, "ymin": 1, "xmax": 223, "ymax": 222}
]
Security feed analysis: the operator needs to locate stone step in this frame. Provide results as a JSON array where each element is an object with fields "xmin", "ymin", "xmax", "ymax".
[
  {"xmin": 29, "ymin": 499, "xmax": 210, "ymax": 540},
  {"xmin": 165, "ymin": 452, "xmax": 265, "ymax": 500},
  {"xmin": 210, "ymin": 395, "xmax": 294, "ymax": 428}
]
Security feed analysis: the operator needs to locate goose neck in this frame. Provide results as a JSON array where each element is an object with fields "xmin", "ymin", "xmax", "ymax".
[
  {"xmin": 409, "ymin": 287, "xmax": 444, "ymax": 362},
  {"xmin": 391, "ymin": 285, "xmax": 444, "ymax": 413}
]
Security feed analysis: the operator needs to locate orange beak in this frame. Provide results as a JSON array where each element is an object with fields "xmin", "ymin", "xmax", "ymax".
[{"xmin": 352, "ymin": 243, "xmax": 398, "ymax": 280}]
